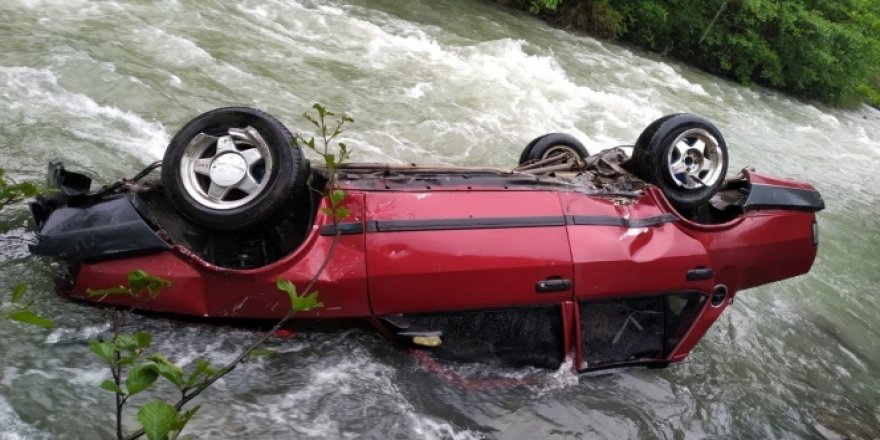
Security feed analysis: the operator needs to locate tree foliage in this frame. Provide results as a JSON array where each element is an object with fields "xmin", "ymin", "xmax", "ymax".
[{"xmin": 506, "ymin": 0, "xmax": 880, "ymax": 106}]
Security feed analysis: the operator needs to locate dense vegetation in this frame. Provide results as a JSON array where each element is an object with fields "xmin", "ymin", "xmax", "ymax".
[{"xmin": 499, "ymin": 0, "xmax": 880, "ymax": 107}]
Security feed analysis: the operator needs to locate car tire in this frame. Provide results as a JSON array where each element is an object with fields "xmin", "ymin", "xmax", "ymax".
[
  {"xmin": 629, "ymin": 114, "xmax": 728, "ymax": 211},
  {"xmin": 161, "ymin": 107, "xmax": 308, "ymax": 232},
  {"xmin": 518, "ymin": 134, "xmax": 548, "ymax": 165},
  {"xmin": 518, "ymin": 133, "xmax": 589, "ymax": 166}
]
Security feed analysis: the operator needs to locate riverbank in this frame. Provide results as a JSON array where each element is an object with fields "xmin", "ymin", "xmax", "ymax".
[{"xmin": 492, "ymin": 0, "xmax": 880, "ymax": 109}]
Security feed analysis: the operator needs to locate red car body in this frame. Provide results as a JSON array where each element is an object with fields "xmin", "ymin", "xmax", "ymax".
[{"xmin": 32, "ymin": 163, "xmax": 822, "ymax": 371}]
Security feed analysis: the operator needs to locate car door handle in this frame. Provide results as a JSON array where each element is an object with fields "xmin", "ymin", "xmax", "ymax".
[
  {"xmin": 686, "ymin": 267, "xmax": 714, "ymax": 281},
  {"xmin": 536, "ymin": 277, "xmax": 572, "ymax": 293}
]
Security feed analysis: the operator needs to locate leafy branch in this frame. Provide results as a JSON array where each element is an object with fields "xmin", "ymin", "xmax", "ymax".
[
  {"xmin": 87, "ymin": 270, "xmax": 172, "ymax": 300},
  {"xmin": 295, "ymin": 102, "xmax": 353, "ymax": 222},
  {"xmin": 0, "ymin": 168, "xmax": 42, "ymax": 212},
  {"xmin": 0, "ymin": 283, "xmax": 53, "ymax": 329},
  {"xmin": 0, "ymin": 169, "xmax": 53, "ymax": 329},
  {"xmin": 88, "ymin": 271, "xmax": 303, "ymax": 440}
]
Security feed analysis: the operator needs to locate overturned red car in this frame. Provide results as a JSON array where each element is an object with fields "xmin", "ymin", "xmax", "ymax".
[{"xmin": 30, "ymin": 108, "xmax": 823, "ymax": 371}]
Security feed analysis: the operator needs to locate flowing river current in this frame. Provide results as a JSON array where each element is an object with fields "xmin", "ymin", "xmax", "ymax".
[{"xmin": 1, "ymin": 0, "xmax": 879, "ymax": 438}]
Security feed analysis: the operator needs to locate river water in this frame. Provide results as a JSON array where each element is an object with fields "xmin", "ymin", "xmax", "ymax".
[{"xmin": 1, "ymin": 0, "xmax": 878, "ymax": 438}]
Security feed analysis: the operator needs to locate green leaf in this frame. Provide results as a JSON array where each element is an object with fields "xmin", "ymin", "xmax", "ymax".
[
  {"xmin": 86, "ymin": 286, "xmax": 132, "ymax": 297},
  {"xmin": 246, "ymin": 348, "xmax": 278, "ymax": 359},
  {"xmin": 146, "ymin": 285, "xmax": 161, "ymax": 297},
  {"xmin": 150, "ymin": 355, "xmax": 184, "ymax": 388},
  {"xmin": 276, "ymin": 278, "xmax": 296, "ymax": 296},
  {"xmin": 126, "ymin": 364, "xmax": 159, "ymax": 396},
  {"xmin": 276, "ymin": 278, "xmax": 322, "ymax": 313},
  {"xmin": 195, "ymin": 359, "xmax": 218, "ymax": 377},
  {"xmin": 118, "ymin": 355, "xmax": 137, "ymax": 367},
  {"xmin": 89, "ymin": 340, "xmax": 116, "ymax": 364},
  {"xmin": 134, "ymin": 331, "xmax": 152, "ymax": 350},
  {"xmin": 170, "ymin": 405, "xmax": 200, "ymax": 437},
  {"xmin": 147, "ymin": 278, "xmax": 172, "ymax": 298},
  {"xmin": 325, "ymin": 153, "xmax": 336, "ymax": 168},
  {"xmin": 11, "ymin": 283, "xmax": 26, "ymax": 304},
  {"xmin": 100, "ymin": 379, "xmax": 123, "ymax": 394},
  {"xmin": 126, "ymin": 270, "xmax": 172, "ymax": 297},
  {"xmin": 184, "ymin": 359, "xmax": 218, "ymax": 388},
  {"xmin": 329, "ymin": 189, "xmax": 346, "ymax": 205},
  {"xmin": 129, "ymin": 270, "xmax": 150, "ymax": 293},
  {"xmin": 17, "ymin": 182, "xmax": 40, "ymax": 198},
  {"xmin": 334, "ymin": 206, "xmax": 350, "ymax": 220},
  {"xmin": 116, "ymin": 335, "xmax": 140, "ymax": 353},
  {"xmin": 291, "ymin": 290, "xmax": 323, "ymax": 313},
  {"xmin": 312, "ymin": 102, "xmax": 326, "ymax": 117},
  {"xmin": 8, "ymin": 310, "xmax": 54, "ymax": 329},
  {"xmin": 277, "ymin": 279, "xmax": 299, "ymax": 311},
  {"xmin": 138, "ymin": 401, "xmax": 178, "ymax": 440}
]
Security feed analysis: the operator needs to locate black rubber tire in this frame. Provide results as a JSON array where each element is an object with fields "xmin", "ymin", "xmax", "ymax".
[
  {"xmin": 628, "ymin": 113, "xmax": 728, "ymax": 211},
  {"xmin": 518, "ymin": 133, "xmax": 589, "ymax": 165},
  {"xmin": 161, "ymin": 107, "xmax": 307, "ymax": 232},
  {"xmin": 518, "ymin": 134, "xmax": 549, "ymax": 165}
]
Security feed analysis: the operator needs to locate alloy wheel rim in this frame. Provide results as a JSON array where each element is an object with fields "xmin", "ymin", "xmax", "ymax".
[
  {"xmin": 179, "ymin": 126, "xmax": 274, "ymax": 210},
  {"xmin": 665, "ymin": 128, "xmax": 724, "ymax": 189}
]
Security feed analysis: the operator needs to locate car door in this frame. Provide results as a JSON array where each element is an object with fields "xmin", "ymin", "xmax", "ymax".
[
  {"xmin": 365, "ymin": 189, "xmax": 574, "ymax": 368},
  {"xmin": 560, "ymin": 192, "xmax": 713, "ymax": 370}
]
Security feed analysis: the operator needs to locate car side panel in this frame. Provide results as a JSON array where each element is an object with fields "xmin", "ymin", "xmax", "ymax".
[
  {"xmin": 669, "ymin": 209, "xmax": 818, "ymax": 360},
  {"xmin": 638, "ymin": 186, "xmax": 819, "ymax": 362},
  {"xmin": 560, "ymin": 193, "xmax": 715, "ymax": 298},
  {"xmin": 695, "ymin": 212, "xmax": 818, "ymax": 292},
  {"xmin": 67, "ymin": 194, "xmax": 371, "ymax": 319},
  {"xmin": 365, "ymin": 191, "xmax": 573, "ymax": 315}
]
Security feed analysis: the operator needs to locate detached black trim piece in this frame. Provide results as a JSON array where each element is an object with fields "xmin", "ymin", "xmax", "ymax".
[
  {"xmin": 47, "ymin": 160, "xmax": 92, "ymax": 197},
  {"xmin": 367, "ymin": 216, "xmax": 565, "ymax": 232},
  {"xmin": 320, "ymin": 222, "xmax": 365, "ymax": 236},
  {"xmin": 30, "ymin": 161, "xmax": 96, "ymax": 227},
  {"xmin": 743, "ymin": 184, "xmax": 824, "ymax": 212},
  {"xmin": 29, "ymin": 195, "xmax": 170, "ymax": 261},
  {"xmin": 567, "ymin": 213, "xmax": 677, "ymax": 228}
]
